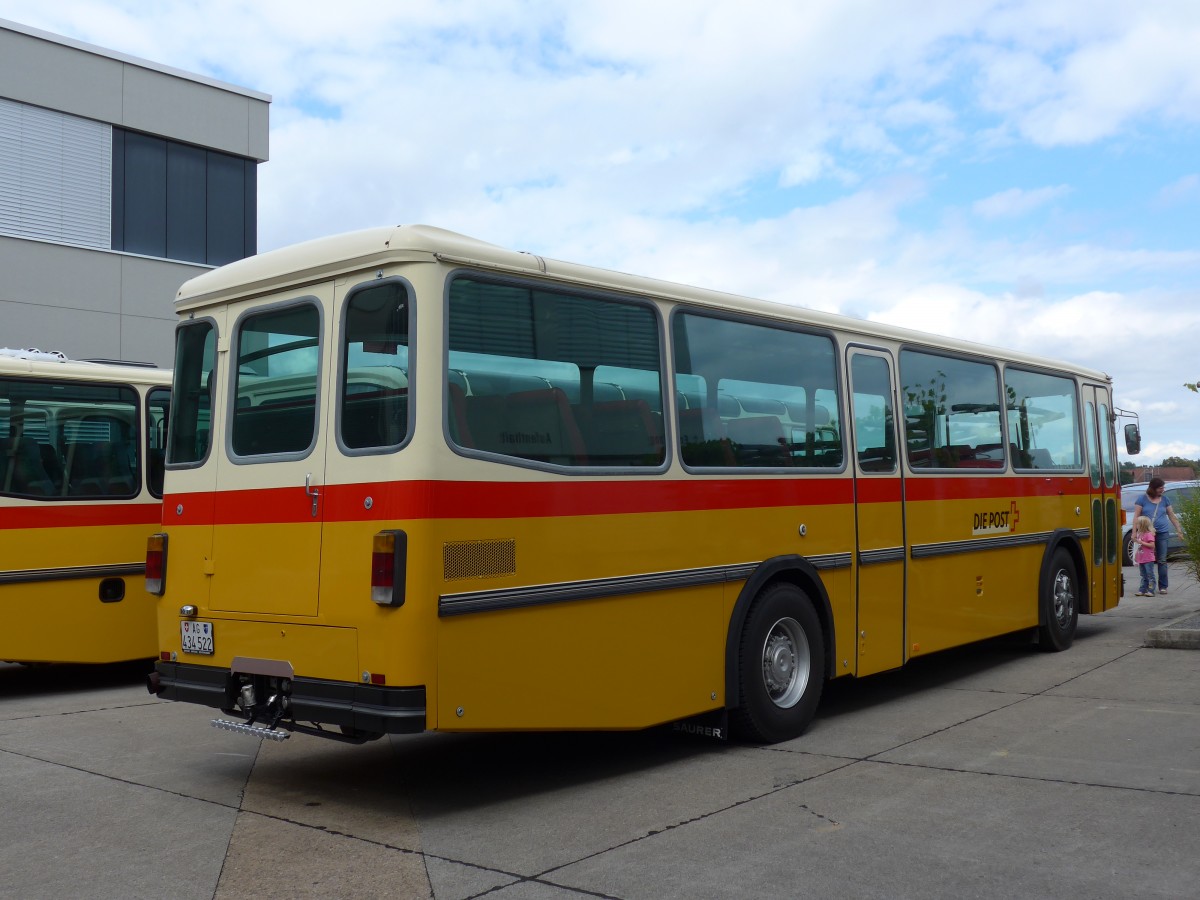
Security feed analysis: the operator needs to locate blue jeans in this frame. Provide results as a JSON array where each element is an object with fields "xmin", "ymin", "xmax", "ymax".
[
  {"xmin": 1155, "ymin": 531, "xmax": 1170, "ymax": 590},
  {"xmin": 1138, "ymin": 561, "xmax": 1157, "ymax": 594}
]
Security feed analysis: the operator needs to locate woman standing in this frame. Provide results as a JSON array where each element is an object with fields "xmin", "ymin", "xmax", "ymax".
[{"xmin": 1132, "ymin": 478, "xmax": 1186, "ymax": 594}]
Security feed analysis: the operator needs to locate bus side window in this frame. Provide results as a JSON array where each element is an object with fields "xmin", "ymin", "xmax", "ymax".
[
  {"xmin": 340, "ymin": 280, "xmax": 411, "ymax": 452},
  {"xmin": 447, "ymin": 277, "xmax": 664, "ymax": 469},
  {"xmin": 672, "ymin": 312, "xmax": 841, "ymax": 470}
]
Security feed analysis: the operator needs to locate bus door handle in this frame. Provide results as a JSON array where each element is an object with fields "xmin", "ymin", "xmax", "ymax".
[{"xmin": 304, "ymin": 473, "xmax": 320, "ymax": 517}]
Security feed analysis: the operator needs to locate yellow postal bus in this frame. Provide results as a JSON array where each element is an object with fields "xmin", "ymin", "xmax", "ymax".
[
  {"xmin": 147, "ymin": 226, "xmax": 1132, "ymax": 743},
  {"xmin": 1, "ymin": 349, "xmax": 171, "ymax": 664}
]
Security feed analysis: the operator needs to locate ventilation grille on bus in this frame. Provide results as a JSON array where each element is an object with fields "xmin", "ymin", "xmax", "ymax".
[{"xmin": 443, "ymin": 539, "xmax": 517, "ymax": 582}]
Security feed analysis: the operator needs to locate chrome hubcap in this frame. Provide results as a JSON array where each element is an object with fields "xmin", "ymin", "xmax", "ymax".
[
  {"xmin": 1052, "ymin": 568, "xmax": 1075, "ymax": 627},
  {"xmin": 761, "ymin": 616, "xmax": 810, "ymax": 708}
]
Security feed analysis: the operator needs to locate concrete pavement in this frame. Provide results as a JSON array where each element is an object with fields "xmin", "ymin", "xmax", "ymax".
[{"xmin": 2, "ymin": 567, "xmax": 1198, "ymax": 899}]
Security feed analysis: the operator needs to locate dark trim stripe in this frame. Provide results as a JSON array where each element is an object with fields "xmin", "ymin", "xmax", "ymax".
[
  {"xmin": 439, "ymin": 563, "xmax": 742, "ymax": 617},
  {"xmin": 910, "ymin": 531, "xmax": 1056, "ymax": 559},
  {"xmin": 859, "ymin": 547, "xmax": 906, "ymax": 565},
  {"xmin": 807, "ymin": 552, "xmax": 853, "ymax": 570},
  {"xmin": 438, "ymin": 554, "xmax": 853, "ymax": 617},
  {"xmin": 0, "ymin": 562, "xmax": 145, "ymax": 585}
]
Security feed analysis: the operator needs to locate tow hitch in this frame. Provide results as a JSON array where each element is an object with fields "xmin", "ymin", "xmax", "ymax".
[{"xmin": 212, "ymin": 679, "xmax": 292, "ymax": 741}]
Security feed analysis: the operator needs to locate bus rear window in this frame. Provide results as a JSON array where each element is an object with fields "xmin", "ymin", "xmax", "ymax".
[
  {"xmin": 1, "ymin": 378, "xmax": 140, "ymax": 498},
  {"xmin": 231, "ymin": 303, "xmax": 322, "ymax": 458},
  {"xmin": 168, "ymin": 321, "xmax": 215, "ymax": 466}
]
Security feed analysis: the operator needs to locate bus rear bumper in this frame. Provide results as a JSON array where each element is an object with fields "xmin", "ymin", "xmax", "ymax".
[{"xmin": 152, "ymin": 660, "xmax": 427, "ymax": 736}]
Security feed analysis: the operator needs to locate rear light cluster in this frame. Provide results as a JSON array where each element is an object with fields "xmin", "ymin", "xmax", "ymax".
[
  {"xmin": 146, "ymin": 533, "xmax": 168, "ymax": 596},
  {"xmin": 371, "ymin": 530, "xmax": 407, "ymax": 607}
]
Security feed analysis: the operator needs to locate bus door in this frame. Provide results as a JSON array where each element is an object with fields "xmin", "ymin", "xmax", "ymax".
[
  {"xmin": 1083, "ymin": 384, "xmax": 1120, "ymax": 611},
  {"xmin": 847, "ymin": 348, "xmax": 906, "ymax": 675},
  {"xmin": 209, "ymin": 293, "xmax": 332, "ymax": 618}
]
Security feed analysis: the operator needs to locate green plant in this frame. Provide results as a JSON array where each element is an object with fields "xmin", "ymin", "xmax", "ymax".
[{"xmin": 1174, "ymin": 489, "xmax": 1200, "ymax": 583}]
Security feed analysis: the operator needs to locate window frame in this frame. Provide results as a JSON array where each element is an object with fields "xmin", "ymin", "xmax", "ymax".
[
  {"xmin": 669, "ymin": 306, "xmax": 846, "ymax": 474},
  {"xmin": 336, "ymin": 276, "xmax": 416, "ymax": 458},
  {"xmin": 0, "ymin": 375, "xmax": 143, "ymax": 501},
  {"xmin": 226, "ymin": 297, "xmax": 325, "ymax": 465},
  {"xmin": 443, "ymin": 269, "xmax": 671, "ymax": 475},
  {"xmin": 165, "ymin": 317, "xmax": 219, "ymax": 470},
  {"xmin": 1003, "ymin": 364, "xmax": 1084, "ymax": 474},
  {"xmin": 899, "ymin": 346, "xmax": 1007, "ymax": 473}
]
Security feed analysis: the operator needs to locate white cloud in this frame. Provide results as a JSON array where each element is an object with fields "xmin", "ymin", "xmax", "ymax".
[
  {"xmin": 972, "ymin": 185, "xmax": 1070, "ymax": 219},
  {"xmin": 1156, "ymin": 174, "xmax": 1200, "ymax": 207}
]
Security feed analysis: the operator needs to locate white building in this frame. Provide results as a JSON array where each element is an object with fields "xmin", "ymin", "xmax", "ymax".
[{"xmin": 0, "ymin": 19, "xmax": 270, "ymax": 366}]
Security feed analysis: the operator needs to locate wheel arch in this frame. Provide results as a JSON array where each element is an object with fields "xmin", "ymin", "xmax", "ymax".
[
  {"xmin": 724, "ymin": 555, "xmax": 836, "ymax": 711},
  {"xmin": 1040, "ymin": 529, "xmax": 1089, "ymax": 615}
]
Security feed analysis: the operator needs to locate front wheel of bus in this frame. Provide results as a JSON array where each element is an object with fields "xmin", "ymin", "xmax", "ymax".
[
  {"xmin": 731, "ymin": 582, "xmax": 825, "ymax": 743},
  {"xmin": 1038, "ymin": 548, "xmax": 1078, "ymax": 652}
]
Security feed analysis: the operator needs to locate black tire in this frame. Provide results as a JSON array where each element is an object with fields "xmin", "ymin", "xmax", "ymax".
[
  {"xmin": 1122, "ymin": 531, "xmax": 1135, "ymax": 568},
  {"xmin": 1038, "ymin": 548, "xmax": 1078, "ymax": 652},
  {"xmin": 730, "ymin": 582, "xmax": 825, "ymax": 743}
]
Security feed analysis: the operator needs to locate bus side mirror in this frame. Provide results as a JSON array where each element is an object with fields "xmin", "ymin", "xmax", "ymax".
[{"xmin": 1124, "ymin": 423, "xmax": 1141, "ymax": 456}]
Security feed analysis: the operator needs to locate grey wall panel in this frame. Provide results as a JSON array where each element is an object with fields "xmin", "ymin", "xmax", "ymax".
[
  {"xmin": 1, "ymin": 23, "xmax": 269, "ymax": 161},
  {"xmin": 119, "ymin": 254, "xmax": 205, "ymax": 319},
  {"xmin": 122, "ymin": 67, "xmax": 266, "ymax": 160},
  {"xmin": 0, "ymin": 236, "xmax": 121, "ymax": 313},
  {"xmin": 247, "ymin": 100, "xmax": 270, "ymax": 162},
  {"xmin": 0, "ymin": 238, "xmax": 200, "ymax": 366},
  {"xmin": 0, "ymin": 298, "xmax": 121, "ymax": 361},
  {"xmin": 0, "ymin": 28, "xmax": 123, "ymax": 123},
  {"xmin": 118, "ymin": 313, "xmax": 175, "ymax": 368}
]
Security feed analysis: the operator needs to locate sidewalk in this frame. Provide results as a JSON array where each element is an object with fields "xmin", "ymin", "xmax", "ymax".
[{"xmin": 1122, "ymin": 558, "xmax": 1200, "ymax": 648}]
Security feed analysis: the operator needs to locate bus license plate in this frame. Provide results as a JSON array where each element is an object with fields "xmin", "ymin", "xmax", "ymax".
[{"xmin": 180, "ymin": 620, "xmax": 214, "ymax": 655}]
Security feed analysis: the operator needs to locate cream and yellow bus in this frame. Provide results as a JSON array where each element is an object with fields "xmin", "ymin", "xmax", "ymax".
[
  {"xmin": 1, "ymin": 349, "xmax": 171, "ymax": 664},
  {"xmin": 146, "ymin": 226, "xmax": 1133, "ymax": 744}
]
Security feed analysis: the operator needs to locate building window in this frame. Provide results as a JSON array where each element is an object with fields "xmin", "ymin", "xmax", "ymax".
[{"xmin": 111, "ymin": 127, "xmax": 256, "ymax": 265}]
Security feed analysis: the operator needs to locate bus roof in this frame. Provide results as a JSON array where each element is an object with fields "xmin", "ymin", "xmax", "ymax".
[
  {"xmin": 0, "ymin": 351, "xmax": 171, "ymax": 385},
  {"xmin": 175, "ymin": 224, "xmax": 1111, "ymax": 383}
]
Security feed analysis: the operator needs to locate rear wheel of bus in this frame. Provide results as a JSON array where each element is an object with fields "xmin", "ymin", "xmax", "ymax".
[{"xmin": 731, "ymin": 581, "xmax": 825, "ymax": 743}]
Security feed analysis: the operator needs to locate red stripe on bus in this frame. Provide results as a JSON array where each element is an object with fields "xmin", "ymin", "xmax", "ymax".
[
  {"xmin": 164, "ymin": 473, "xmax": 1100, "ymax": 527},
  {"xmin": 167, "ymin": 478, "xmax": 858, "ymax": 525},
  {"xmin": 0, "ymin": 503, "xmax": 162, "ymax": 530},
  {"xmin": 904, "ymin": 475, "xmax": 1092, "ymax": 502}
]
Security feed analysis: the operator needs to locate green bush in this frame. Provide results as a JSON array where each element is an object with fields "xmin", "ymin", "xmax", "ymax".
[{"xmin": 1175, "ymin": 489, "xmax": 1200, "ymax": 583}]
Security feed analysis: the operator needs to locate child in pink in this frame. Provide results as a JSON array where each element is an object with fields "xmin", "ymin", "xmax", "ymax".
[{"xmin": 1133, "ymin": 515, "xmax": 1157, "ymax": 596}]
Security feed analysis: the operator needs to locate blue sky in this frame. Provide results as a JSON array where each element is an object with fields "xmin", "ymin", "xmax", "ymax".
[{"xmin": 3, "ymin": 1, "xmax": 1198, "ymax": 463}]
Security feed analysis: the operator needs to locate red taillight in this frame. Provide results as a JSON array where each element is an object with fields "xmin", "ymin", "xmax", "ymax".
[
  {"xmin": 370, "ymin": 530, "xmax": 406, "ymax": 607},
  {"xmin": 146, "ymin": 533, "xmax": 168, "ymax": 596}
]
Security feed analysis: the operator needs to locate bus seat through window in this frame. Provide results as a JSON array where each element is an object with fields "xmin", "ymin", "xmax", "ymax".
[
  {"xmin": 678, "ymin": 408, "xmax": 735, "ymax": 466},
  {"xmin": 503, "ymin": 388, "xmax": 587, "ymax": 465},
  {"xmin": 582, "ymin": 399, "xmax": 663, "ymax": 466},
  {"xmin": 726, "ymin": 415, "xmax": 790, "ymax": 466}
]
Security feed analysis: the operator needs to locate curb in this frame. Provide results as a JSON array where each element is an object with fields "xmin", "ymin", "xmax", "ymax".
[{"xmin": 1145, "ymin": 612, "xmax": 1200, "ymax": 650}]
